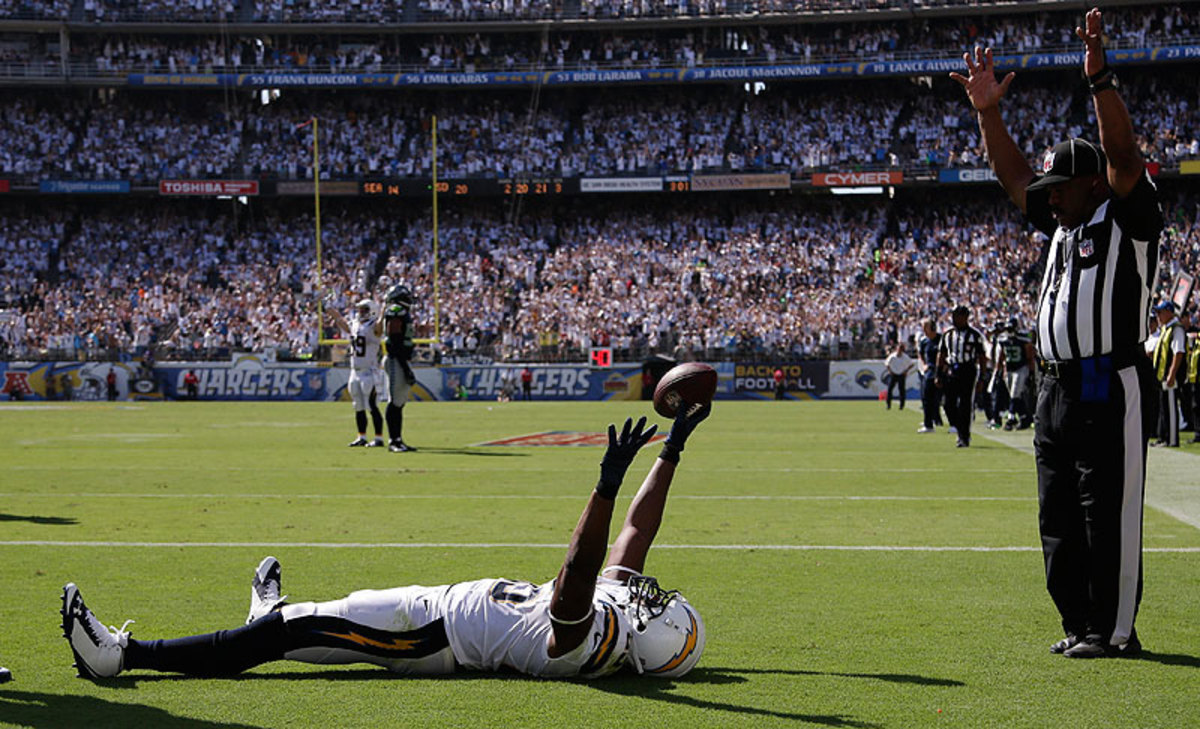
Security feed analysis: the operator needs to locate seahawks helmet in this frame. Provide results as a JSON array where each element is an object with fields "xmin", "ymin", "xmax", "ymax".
[
  {"xmin": 384, "ymin": 284, "xmax": 413, "ymax": 313},
  {"xmin": 623, "ymin": 576, "xmax": 705, "ymax": 678}
]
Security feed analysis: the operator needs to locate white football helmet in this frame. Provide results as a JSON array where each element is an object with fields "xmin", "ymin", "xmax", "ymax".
[
  {"xmin": 624, "ymin": 576, "xmax": 705, "ymax": 678},
  {"xmin": 355, "ymin": 299, "xmax": 377, "ymax": 322}
]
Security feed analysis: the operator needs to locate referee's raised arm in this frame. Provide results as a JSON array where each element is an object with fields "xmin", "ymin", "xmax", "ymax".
[
  {"xmin": 1077, "ymin": 8, "xmax": 1143, "ymax": 197},
  {"xmin": 949, "ymin": 47, "xmax": 1035, "ymax": 214}
]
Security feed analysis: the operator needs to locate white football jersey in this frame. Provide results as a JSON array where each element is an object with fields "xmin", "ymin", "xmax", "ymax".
[
  {"xmin": 348, "ymin": 317, "xmax": 382, "ymax": 372},
  {"xmin": 439, "ymin": 577, "xmax": 632, "ymax": 678}
]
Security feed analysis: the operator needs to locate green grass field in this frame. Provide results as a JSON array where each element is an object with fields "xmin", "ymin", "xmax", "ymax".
[{"xmin": 1, "ymin": 400, "xmax": 1198, "ymax": 728}]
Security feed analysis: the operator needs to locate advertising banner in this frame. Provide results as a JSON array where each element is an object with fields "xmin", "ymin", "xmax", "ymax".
[
  {"xmin": 825, "ymin": 359, "xmax": 917, "ymax": 400},
  {"xmin": 812, "ymin": 171, "xmax": 903, "ymax": 187},
  {"xmin": 275, "ymin": 180, "xmax": 360, "ymax": 196},
  {"xmin": 0, "ymin": 180, "xmax": 9, "ymax": 193},
  {"xmin": 39, "ymin": 180, "xmax": 130, "ymax": 194},
  {"xmin": 937, "ymin": 168, "xmax": 997, "ymax": 183},
  {"xmin": 0, "ymin": 361, "xmax": 148, "ymax": 401},
  {"xmin": 437, "ymin": 365, "xmax": 644, "ymax": 402},
  {"xmin": 157, "ymin": 358, "xmax": 342, "ymax": 401},
  {"xmin": 733, "ymin": 362, "xmax": 829, "ymax": 398},
  {"xmin": 159, "ymin": 180, "xmax": 260, "ymax": 196},
  {"xmin": 1181, "ymin": 160, "xmax": 1200, "ymax": 175},
  {"xmin": 579, "ymin": 177, "xmax": 663, "ymax": 193},
  {"xmin": 691, "ymin": 173, "xmax": 791, "ymax": 191}
]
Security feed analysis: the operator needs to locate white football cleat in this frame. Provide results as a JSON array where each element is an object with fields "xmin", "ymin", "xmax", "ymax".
[
  {"xmin": 246, "ymin": 556, "xmax": 288, "ymax": 625},
  {"xmin": 61, "ymin": 583, "xmax": 131, "ymax": 679},
  {"xmin": 916, "ymin": 426, "xmax": 935, "ymax": 434}
]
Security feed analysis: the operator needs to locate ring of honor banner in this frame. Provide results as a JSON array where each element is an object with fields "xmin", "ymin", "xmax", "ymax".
[{"xmin": 126, "ymin": 45, "xmax": 1200, "ymax": 89}]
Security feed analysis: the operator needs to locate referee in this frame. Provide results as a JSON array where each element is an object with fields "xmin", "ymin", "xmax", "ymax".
[
  {"xmin": 935, "ymin": 306, "xmax": 987, "ymax": 448},
  {"xmin": 951, "ymin": 8, "xmax": 1163, "ymax": 658}
]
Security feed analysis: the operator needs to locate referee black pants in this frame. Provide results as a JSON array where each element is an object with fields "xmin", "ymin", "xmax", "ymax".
[
  {"xmin": 943, "ymin": 365, "xmax": 976, "ymax": 444},
  {"xmin": 1034, "ymin": 365, "xmax": 1145, "ymax": 647}
]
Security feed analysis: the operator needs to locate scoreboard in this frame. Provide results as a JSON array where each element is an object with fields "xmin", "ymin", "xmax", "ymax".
[{"xmin": 359, "ymin": 178, "xmax": 573, "ymax": 198}]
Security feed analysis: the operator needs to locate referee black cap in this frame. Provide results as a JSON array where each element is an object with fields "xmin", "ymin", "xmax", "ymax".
[{"xmin": 1027, "ymin": 138, "xmax": 1106, "ymax": 191}]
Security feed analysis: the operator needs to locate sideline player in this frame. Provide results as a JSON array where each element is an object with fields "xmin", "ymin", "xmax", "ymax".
[
  {"xmin": 951, "ymin": 8, "xmax": 1162, "ymax": 657},
  {"xmin": 61, "ymin": 406, "xmax": 711, "ymax": 680},
  {"xmin": 327, "ymin": 299, "xmax": 388, "ymax": 448},
  {"xmin": 382, "ymin": 285, "xmax": 417, "ymax": 452}
]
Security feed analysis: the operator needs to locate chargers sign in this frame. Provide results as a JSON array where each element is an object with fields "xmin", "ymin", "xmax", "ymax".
[
  {"xmin": 438, "ymin": 365, "xmax": 642, "ymax": 401},
  {"xmin": 158, "ymin": 359, "xmax": 332, "ymax": 400}
]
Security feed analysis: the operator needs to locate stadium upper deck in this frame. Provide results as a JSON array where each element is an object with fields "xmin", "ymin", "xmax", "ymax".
[{"xmin": 0, "ymin": 0, "xmax": 1182, "ymax": 25}]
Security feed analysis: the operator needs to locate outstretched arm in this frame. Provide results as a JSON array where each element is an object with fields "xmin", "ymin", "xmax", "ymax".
[
  {"xmin": 604, "ymin": 404, "xmax": 710, "ymax": 580},
  {"xmin": 1078, "ymin": 8, "xmax": 1144, "ymax": 197},
  {"xmin": 547, "ymin": 417, "xmax": 657, "ymax": 657},
  {"xmin": 949, "ymin": 47, "xmax": 1035, "ymax": 213},
  {"xmin": 326, "ymin": 307, "xmax": 350, "ymax": 334}
]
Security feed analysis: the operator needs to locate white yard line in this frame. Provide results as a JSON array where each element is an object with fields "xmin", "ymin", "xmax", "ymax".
[
  {"xmin": 980, "ymin": 430, "xmax": 1200, "ymax": 531},
  {"xmin": 2, "ymin": 464, "xmax": 1029, "ymax": 474},
  {"xmin": 0, "ymin": 540, "xmax": 1195, "ymax": 553},
  {"xmin": 0, "ymin": 492, "xmax": 1027, "ymax": 502}
]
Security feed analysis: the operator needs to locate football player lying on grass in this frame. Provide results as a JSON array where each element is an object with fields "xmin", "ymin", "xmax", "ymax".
[{"xmin": 62, "ymin": 404, "xmax": 711, "ymax": 680}]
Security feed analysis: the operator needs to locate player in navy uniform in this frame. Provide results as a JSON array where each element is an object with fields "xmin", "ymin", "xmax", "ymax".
[
  {"xmin": 997, "ymin": 317, "xmax": 1036, "ymax": 430},
  {"xmin": 382, "ymin": 285, "xmax": 417, "ymax": 452},
  {"xmin": 952, "ymin": 8, "xmax": 1163, "ymax": 657},
  {"xmin": 60, "ymin": 405, "xmax": 711, "ymax": 680},
  {"xmin": 916, "ymin": 318, "xmax": 943, "ymax": 433}
]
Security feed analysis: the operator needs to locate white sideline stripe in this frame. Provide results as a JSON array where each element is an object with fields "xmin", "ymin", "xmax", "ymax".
[
  {"xmin": 0, "ymin": 540, "xmax": 1196, "ymax": 552},
  {"xmin": 2, "ymin": 464, "xmax": 1029, "ymax": 474},
  {"xmin": 980, "ymin": 429, "xmax": 1200, "ymax": 531},
  {"xmin": 0, "ymin": 492, "xmax": 1028, "ymax": 502}
]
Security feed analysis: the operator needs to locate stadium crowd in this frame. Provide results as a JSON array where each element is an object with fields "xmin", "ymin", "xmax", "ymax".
[
  {"xmin": 3, "ymin": 190, "xmax": 1197, "ymax": 363},
  {"xmin": 1, "ymin": 68, "xmax": 1198, "ymax": 182},
  {"xmin": 6, "ymin": 5, "xmax": 1195, "ymax": 75},
  {"xmin": 4, "ymin": 0, "xmax": 1197, "ymax": 27}
]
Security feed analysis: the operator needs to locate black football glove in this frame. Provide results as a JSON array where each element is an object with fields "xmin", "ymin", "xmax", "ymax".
[
  {"xmin": 660, "ymin": 402, "xmax": 711, "ymax": 464},
  {"xmin": 596, "ymin": 416, "xmax": 658, "ymax": 500}
]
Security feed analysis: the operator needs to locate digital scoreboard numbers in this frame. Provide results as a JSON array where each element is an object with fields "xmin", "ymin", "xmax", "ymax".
[
  {"xmin": 360, "ymin": 180, "xmax": 402, "ymax": 196},
  {"xmin": 358, "ymin": 178, "xmax": 576, "ymax": 198},
  {"xmin": 589, "ymin": 347, "xmax": 613, "ymax": 368},
  {"xmin": 502, "ymin": 179, "xmax": 565, "ymax": 196}
]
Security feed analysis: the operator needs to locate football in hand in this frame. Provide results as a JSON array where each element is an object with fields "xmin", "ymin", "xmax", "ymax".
[{"xmin": 653, "ymin": 363, "xmax": 718, "ymax": 418}]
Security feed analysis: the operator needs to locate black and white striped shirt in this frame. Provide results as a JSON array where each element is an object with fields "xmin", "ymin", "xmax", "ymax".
[
  {"xmin": 1026, "ymin": 171, "xmax": 1163, "ymax": 362},
  {"xmin": 939, "ymin": 325, "xmax": 985, "ymax": 366}
]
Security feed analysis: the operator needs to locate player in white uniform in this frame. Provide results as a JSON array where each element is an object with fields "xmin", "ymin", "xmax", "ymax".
[
  {"xmin": 327, "ymin": 299, "xmax": 389, "ymax": 448},
  {"xmin": 61, "ymin": 405, "xmax": 712, "ymax": 680}
]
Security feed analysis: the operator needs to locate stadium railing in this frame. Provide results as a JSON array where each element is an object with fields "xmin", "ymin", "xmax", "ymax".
[{"xmin": 5, "ymin": 32, "xmax": 1200, "ymax": 83}]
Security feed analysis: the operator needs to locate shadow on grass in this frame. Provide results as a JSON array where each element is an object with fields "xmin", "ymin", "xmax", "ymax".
[
  {"xmin": 0, "ymin": 513, "xmax": 78, "ymax": 525},
  {"xmin": 0, "ymin": 690, "xmax": 263, "ymax": 729},
  {"xmin": 411, "ymin": 447, "xmax": 530, "ymax": 457},
  {"xmin": 1137, "ymin": 650, "xmax": 1200, "ymax": 668},
  {"xmin": 592, "ymin": 667, "xmax": 891, "ymax": 727},
  {"xmin": 703, "ymin": 666, "xmax": 965, "ymax": 687},
  {"xmin": 88, "ymin": 664, "xmax": 960, "ymax": 726}
]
